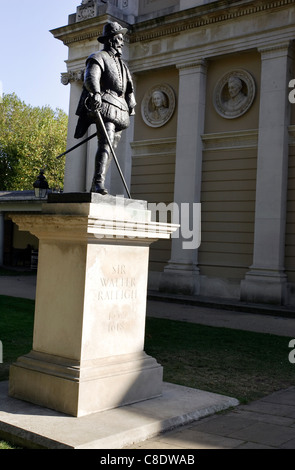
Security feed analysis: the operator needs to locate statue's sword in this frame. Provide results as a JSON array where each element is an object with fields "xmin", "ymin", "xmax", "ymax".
[
  {"xmin": 56, "ymin": 132, "xmax": 98, "ymax": 160},
  {"xmin": 56, "ymin": 102, "xmax": 131, "ymax": 199}
]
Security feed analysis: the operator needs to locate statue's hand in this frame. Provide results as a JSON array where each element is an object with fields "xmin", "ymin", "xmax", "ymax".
[
  {"xmin": 92, "ymin": 93, "xmax": 102, "ymax": 111},
  {"xmin": 84, "ymin": 93, "xmax": 102, "ymax": 115}
]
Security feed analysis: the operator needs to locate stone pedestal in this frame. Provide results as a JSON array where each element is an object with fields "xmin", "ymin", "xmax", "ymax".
[{"xmin": 9, "ymin": 194, "xmax": 178, "ymax": 417}]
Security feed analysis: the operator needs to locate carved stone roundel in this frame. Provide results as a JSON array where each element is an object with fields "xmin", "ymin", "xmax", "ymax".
[
  {"xmin": 213, "ymin": 69, "xmax": 256, "ymax": 119},
  {"xmin": 141, "ymin": 84, "xmax": 176, "ymax": 128}
]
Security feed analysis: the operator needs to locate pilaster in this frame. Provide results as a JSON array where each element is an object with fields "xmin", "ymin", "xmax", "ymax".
[
  {"xmin": 240, "ymin": 41, "xmax": 294, "ymax": 305},
  {"xmin": 160, "ymin": 60, "xmax": 207, "ymax": 295}
]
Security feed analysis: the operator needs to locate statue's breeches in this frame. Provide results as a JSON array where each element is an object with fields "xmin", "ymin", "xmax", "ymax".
[
  {"xmin": 100, "ymin": 102, "xmax": 130, "ymax": 130},
  {"xmin": 100, "ymin": 91, "xmax": 130, "ymax": 130}
]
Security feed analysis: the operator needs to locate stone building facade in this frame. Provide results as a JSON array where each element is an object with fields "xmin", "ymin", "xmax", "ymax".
[{"xmin": 51, "ymin": 0, "xmax": 295, "ymax": 306}]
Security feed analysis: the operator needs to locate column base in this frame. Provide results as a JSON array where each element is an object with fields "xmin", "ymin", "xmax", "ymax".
[
  {"xmin": 9, "ymin": 351, "xmax": 163, "ymax": 417},
  {"xmin": 159, "ymin": 263, "xmax": 200, "ymax": 296},
  {"xmin": 240, "ymin": 269, "xmax": 287, "ymax": 305}
]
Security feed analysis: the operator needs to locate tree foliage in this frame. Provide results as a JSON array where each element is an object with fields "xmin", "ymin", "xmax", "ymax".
[{"xmin": 0, "ymin": 93, "xmax": 68, "ymax": 191}]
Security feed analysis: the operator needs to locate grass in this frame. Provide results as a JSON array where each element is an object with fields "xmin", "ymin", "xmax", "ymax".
[
  {"xmin": 0, "ymin": 440, "xmax": 19, "ymax": 450},
  {"xmin": 145, "ymin": 317, "xmax": 295, "ymax": 403},
  {"xmin": 0, "ymin": 296, "xmax": 34, "ymax": 382},
  {"xmin": 0, "ymin": 295, "xmax": 295, "ymax": 448}
]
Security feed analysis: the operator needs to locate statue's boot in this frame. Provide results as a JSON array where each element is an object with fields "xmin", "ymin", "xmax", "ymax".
[
  {"xmin": 92, "ymin": 151, "xmax": 110, "ymax": 195},
  {"xmin": 92, "ymin": 122, "xmax": 119, "ymax": 195}
]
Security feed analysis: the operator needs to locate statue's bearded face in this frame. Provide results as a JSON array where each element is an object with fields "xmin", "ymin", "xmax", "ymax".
[{"xmin": 110, "ymin": 34, "xmax": 124, "ymax": 56}]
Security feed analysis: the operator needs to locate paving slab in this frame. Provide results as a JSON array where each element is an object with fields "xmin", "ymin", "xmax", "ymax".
[
  {"xmin": 233, "ymin": 408, "xmax": 295, "ymax": 426},
  {"xmin": 227, "ymin": 421, "xmax": 295, "ymax": 447},
  {"xmin": 187, "ymin": 413, "xmax": 257, "ymax": 436},
  {"xmin": 145, "ymin": 428, "xmax": 244, "ymax": 449},
  {"xmin": 0, "ymin": 381, "xmax": 238, "ymax": 449},
  {"xmin": 239, "ymin": 401, "xmax": 295, "ymax": 418},
  {"xmin": 261, "ymin": 388, "xmax": 295, "ymax": 405},
  {"xmin": 126, "ymin": 388, "xmax": 295, "ymax": 449}
]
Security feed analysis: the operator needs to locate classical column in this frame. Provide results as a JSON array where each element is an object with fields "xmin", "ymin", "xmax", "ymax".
[
  {"xmin": 61, "ymin": 71, "xmax": 87, "ymax": 193},
  {"xmin": 240, "ymin": 42, "xmax": 293, "ymax": 305},
  {"xmin": 160, "ymin": 60, "xmax": 207, "ymax": 295}
]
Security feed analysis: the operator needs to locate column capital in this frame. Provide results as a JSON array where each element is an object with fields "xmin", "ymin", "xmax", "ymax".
[
  {"xmin": 176, "ymin": 58, "xmax": 208, "ymax": 73},
  {"xmin": 61, "ymin": 69, "xmax": 84, "ymax": 86},
  {"xmin": 258, "ymin": 40, "xmax": 294, "ymax": 59}
]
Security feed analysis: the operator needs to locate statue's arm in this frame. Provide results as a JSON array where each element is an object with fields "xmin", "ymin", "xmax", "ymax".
[{"xmin": 84, "ymin": 61, "xmax": 102, "ymax": 95}]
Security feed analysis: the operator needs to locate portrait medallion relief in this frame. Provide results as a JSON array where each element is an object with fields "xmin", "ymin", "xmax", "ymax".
[
  {"xmin": 141, "ymin": 84, "xmax": 176, "ymax": 128},
  {"xmin": 213, "ymin": 70, "xmax": 256, "ymax": 119}
]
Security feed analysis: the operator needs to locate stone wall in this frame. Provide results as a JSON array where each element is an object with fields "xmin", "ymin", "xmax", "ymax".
[{"xmin": 51, "ymin": 0, "xmax": 295, "ymax": 305}]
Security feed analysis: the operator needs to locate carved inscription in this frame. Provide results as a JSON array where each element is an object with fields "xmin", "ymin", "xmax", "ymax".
[
  {"xmin": 98, "ymin": 265, "xmax": 137, "ymax": 301},
  {"xmin": 98, "ymin": 265, "xmax": 138, "ymax": 332}
]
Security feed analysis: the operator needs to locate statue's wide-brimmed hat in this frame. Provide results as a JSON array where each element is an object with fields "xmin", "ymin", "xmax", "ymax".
[{"xmin": 98, "ymin": 22, "xmax": 128, "ymax": 43}]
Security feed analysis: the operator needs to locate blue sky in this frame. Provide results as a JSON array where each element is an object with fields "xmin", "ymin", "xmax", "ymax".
[{"xmin": 0, "ymin": 0, "xmax": 79, "ymax": 114}]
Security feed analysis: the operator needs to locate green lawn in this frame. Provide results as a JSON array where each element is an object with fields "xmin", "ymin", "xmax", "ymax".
[
  {"xmin": 145, "ymin": 317, "xmax": 295, "ymax": 403},
  {"xmin": 1, "ymin": 295, "xmax": 295, "ymax": 448},
  {"xmin": 0, "ymin": 296, "xmax": 34, "ymax": 382}
]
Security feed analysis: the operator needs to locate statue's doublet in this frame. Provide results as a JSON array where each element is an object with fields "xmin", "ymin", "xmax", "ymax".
[
  {"xmin": 74, "ymin": 51, "xmax": 136, "ymax": 139},
  {"xmin": 87, "ymin": 51, "xmax": 128, "ymax": 98}
]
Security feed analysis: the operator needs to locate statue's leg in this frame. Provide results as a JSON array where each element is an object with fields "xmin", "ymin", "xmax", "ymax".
[
  {"xmin": 104, "ymin": 129, "xmax": 122, "ymax": 175},
  {"xmin": 92, "ymin": 122, "xmax": 116, "ymax": 195}
]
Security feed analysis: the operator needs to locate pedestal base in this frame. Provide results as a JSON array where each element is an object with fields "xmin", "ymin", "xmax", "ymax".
[
  {"xmin": 9, "ymin": 351, "xmax": 162, "ymax": 417},
  {"xmin": 0, "ymin": 381, "xmax": 239, "ymax": 449}
]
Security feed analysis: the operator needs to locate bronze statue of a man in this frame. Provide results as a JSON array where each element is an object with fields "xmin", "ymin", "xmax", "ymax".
[{"xmin": 75, "ymin": 22, "xmax": 136, "ymax": 194}]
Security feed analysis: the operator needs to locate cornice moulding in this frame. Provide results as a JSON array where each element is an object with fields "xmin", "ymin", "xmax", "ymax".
[
  {"xmin": 128, "ymin": 26, "xmax": 295, "ymax": 73},
  {"xmin": 130, "ymin": 0, "xmax": 295, "ymax": 44},
  {"xmin": 50, "ymin": 13, "xmax": 130, "ymax": 46},
  {"xmin": 50, "ymin": 0, "xmax": 295, "ymax": 47}
]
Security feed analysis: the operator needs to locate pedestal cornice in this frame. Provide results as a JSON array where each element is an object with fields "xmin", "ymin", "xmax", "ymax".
[{"xmin": 10, "ymin": 195, "xmax": 179, "ymax": 244}]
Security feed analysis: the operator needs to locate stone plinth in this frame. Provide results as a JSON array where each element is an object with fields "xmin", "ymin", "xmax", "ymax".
[{"xmin": 9, "ymin": 194, "xmax": 178, "ymax": 417}]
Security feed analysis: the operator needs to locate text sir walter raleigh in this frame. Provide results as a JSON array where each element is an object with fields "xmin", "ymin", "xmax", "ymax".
[
  {"xmin": 98, "ymin": 275, "xmax": 137, "ymax": 301},
  {"xmin": 98, "ymin": 265, "xmax": 138, "ymax": 302}
]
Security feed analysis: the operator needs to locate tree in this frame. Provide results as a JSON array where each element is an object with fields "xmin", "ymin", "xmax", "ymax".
[{"xmin": 0, "ymin": 93, "xmax": 68, "ymax": 191}]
